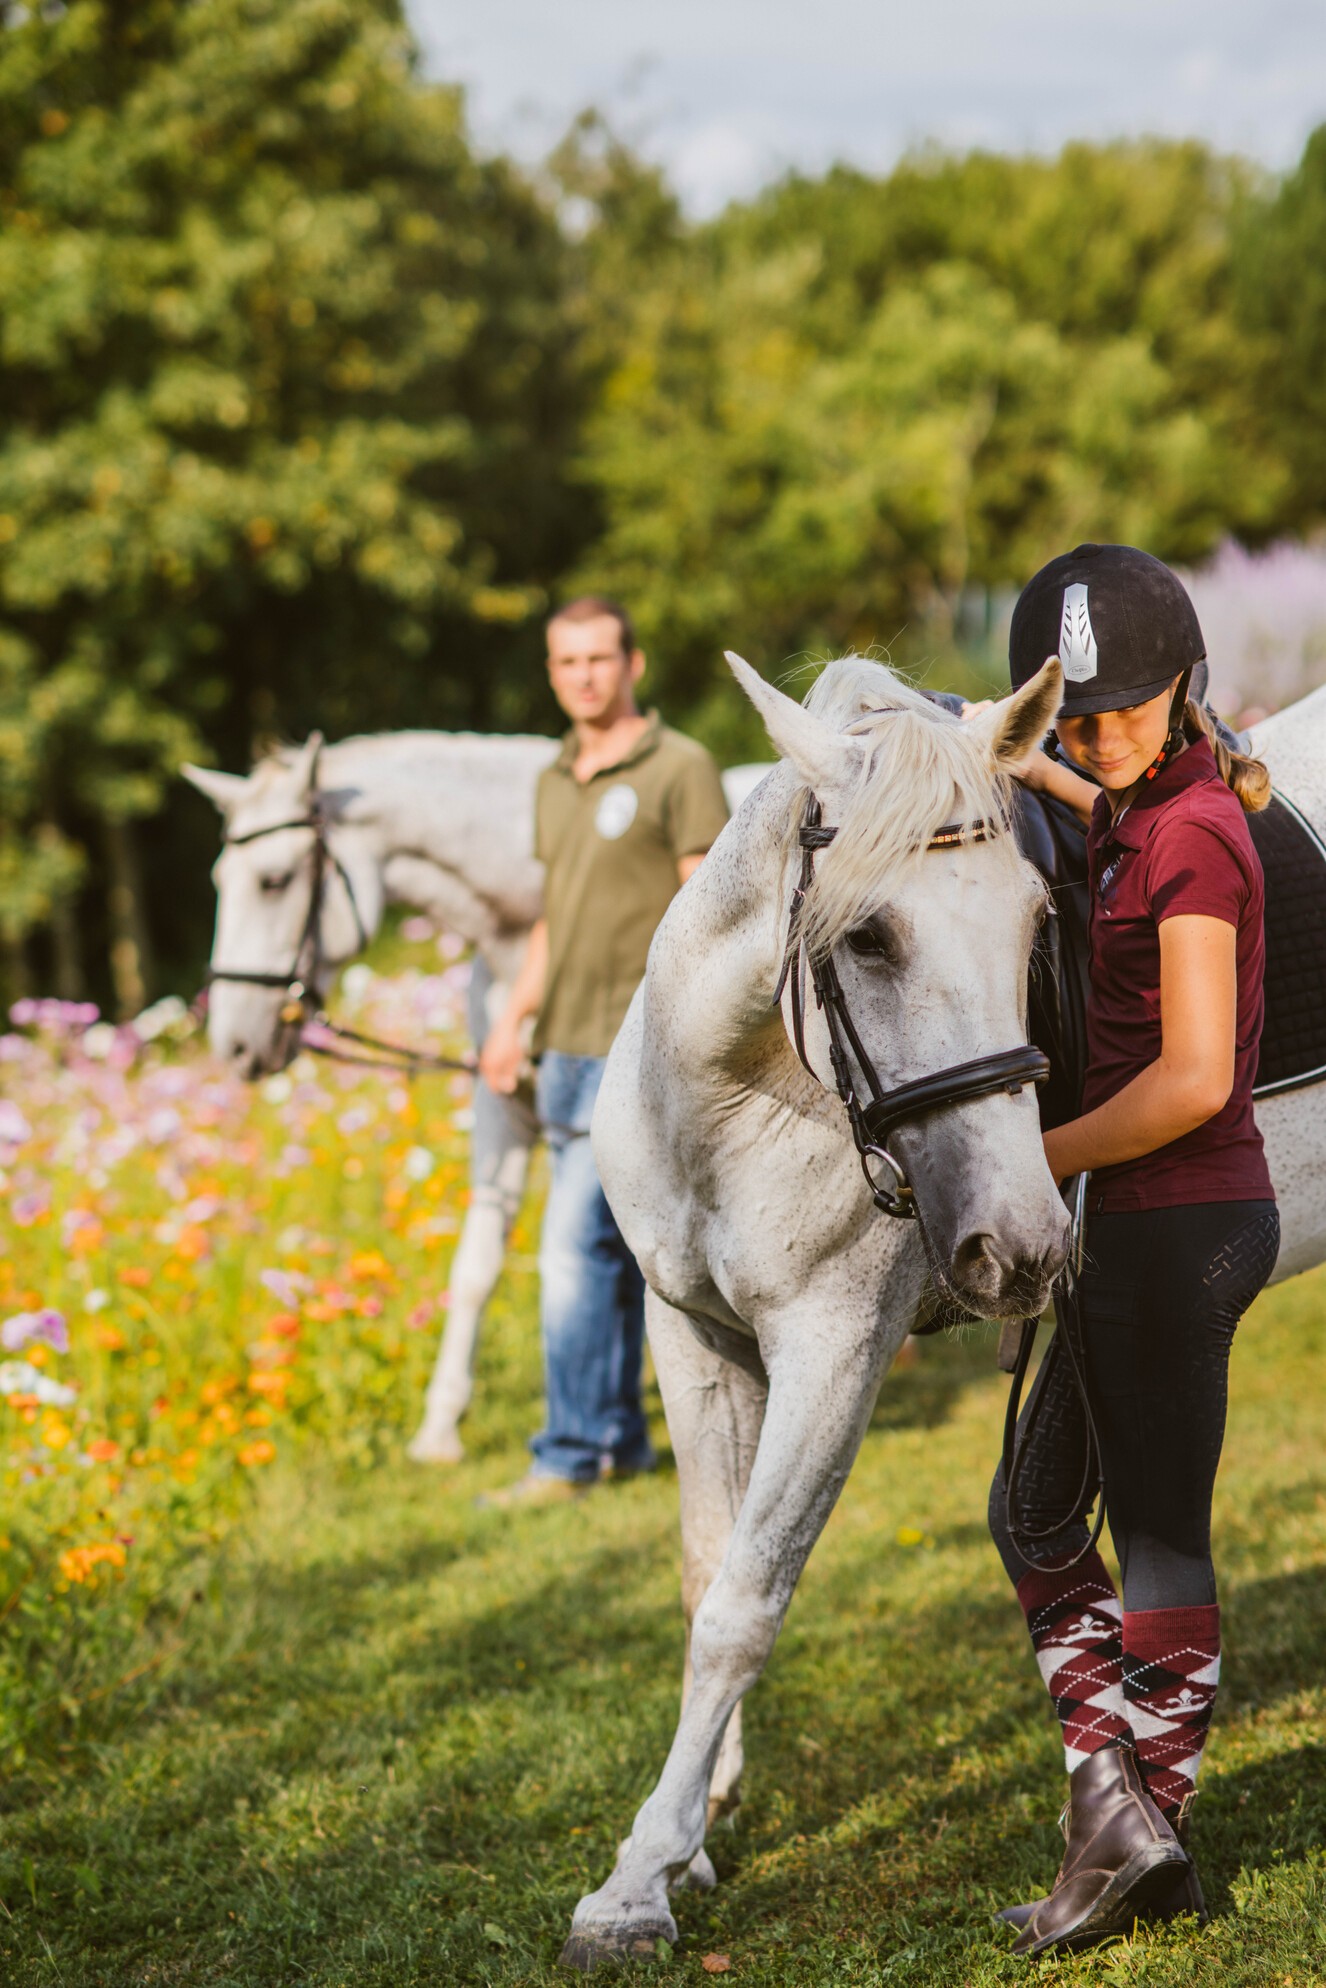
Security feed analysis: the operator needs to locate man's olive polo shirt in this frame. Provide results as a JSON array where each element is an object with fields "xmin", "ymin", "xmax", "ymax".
[{"xmin": 533, "ymin": 712, "xmax": 729, "ymax": 1058}]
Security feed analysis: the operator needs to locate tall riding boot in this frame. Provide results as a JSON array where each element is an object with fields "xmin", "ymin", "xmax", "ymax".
[{"xmin": 1004, "ymin": 1746, "xmax": 1189, "ymax": 1957}]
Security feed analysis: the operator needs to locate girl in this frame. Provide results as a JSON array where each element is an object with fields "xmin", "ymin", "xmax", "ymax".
[{"xmin": 987, "ymin": 543, "xmax": 1278, "ymax": 1958}]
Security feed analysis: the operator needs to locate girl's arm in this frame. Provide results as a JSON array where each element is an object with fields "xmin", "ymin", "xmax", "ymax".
[
  {"xmin": 961, "ymin": 701, "xmax": 1097, "ymax": 824},
  {"xmin": 1016, "ymin": 747, "xmax": 1098, "ymax": 826},
  {"xmin": 1043, "ymin": 914, "xmax": 1238, "ymax": 1179}
]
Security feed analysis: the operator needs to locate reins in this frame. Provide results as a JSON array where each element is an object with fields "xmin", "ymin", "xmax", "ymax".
[{"xmin": 775, "ymin": 788, "xmax": 1103, "ymax": 1566}]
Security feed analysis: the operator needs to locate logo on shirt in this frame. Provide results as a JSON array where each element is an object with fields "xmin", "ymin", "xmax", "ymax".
[
  {"xmin": 594, "ymin": 782, "xmax": 639, "ymax": 841},
  {"xmin": 1059, "ymin": 583, "xmax": 1099, "ymax": 682},
  {"xmin": 1098, "ymin": 853, "xmax": 1126, "ymax": 899}
]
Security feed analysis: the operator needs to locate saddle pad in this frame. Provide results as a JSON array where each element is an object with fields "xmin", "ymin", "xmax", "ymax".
[{"xmin": 1250, "ymin": 793, "xmax": 1326, "ymax": 1098}]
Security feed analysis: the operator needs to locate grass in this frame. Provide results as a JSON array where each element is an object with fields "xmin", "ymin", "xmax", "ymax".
[{"xmin": 2, "ymin": 1224, "xmax": 1324, "ymax": 1985}]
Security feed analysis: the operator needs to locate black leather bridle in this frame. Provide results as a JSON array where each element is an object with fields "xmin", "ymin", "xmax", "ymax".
[
  {"xmin": 202, "ymin": 772, "xmax": 472, "ymax": 1077},
  {"xmin": 773, "ymin": 793, "xmax": 1050, "ymax": 1218}
]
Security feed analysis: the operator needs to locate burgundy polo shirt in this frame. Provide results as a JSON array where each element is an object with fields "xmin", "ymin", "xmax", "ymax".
[{"xmin": 1082, "ymin": 735, "xmax": 1273, "ymax": 1212}]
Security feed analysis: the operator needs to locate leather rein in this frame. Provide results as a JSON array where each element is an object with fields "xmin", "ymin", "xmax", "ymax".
[
  {"xmin": 202, "ymin": 765, "xmax": 475, "ymax": 1078},
  {"xmin": 773, "ymin": 793, "xmax": 1050, "ymax": 1218}
]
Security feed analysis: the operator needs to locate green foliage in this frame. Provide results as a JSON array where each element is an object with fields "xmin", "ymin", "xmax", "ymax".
[
  {"xmin": 0, "ymin": 0, "xmax": 577, "ymax": 994},
  {"xmin": 1233, "ymin": 126, "xmax": 1326, "ymax": 531},
  {"xmin": 571, "ymin": 143, "xmax": 1289, "ymax": 754}
]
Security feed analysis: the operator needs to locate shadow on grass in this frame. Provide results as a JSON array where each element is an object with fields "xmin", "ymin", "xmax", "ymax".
[{"xmin": 870, "ymin": 1325, "xmax": 1003, "ymax": 1434}]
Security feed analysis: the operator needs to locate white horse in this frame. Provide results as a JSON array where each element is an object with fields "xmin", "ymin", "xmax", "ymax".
[
  {"xmin": 184, "ymin": 731, "xmax": 770, "ymax": 1463},
  {"xmin": 559, "ymin": 664, "xmax": 1326, "ymax": 1967},
  {"xmin": 561, "ymin": 654, "xmax": 1071, "ymax": 1966}
]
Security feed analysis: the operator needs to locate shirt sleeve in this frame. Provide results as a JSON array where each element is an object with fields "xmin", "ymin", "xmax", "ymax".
[
  {"xmin": 1148, "ymin": 819, "xmax": 1249, "ymax": 927},
  {"xmin": 665, "ymin": 748, "xmax": 730, "ymax": 859},
  {"xmin": 533, "ymin": 767, "xmax": 552, "ymax": 866}
]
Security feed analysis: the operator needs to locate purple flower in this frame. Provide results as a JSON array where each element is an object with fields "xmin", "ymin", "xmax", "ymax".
[{"xmin": 1, "ymin": 1309, "xmax": 69, "ymax": 1355}]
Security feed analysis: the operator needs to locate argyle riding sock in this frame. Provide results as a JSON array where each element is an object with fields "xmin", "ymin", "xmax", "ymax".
[
  {"xmin": 1016, "ymin": 1551, "xmax": 1131, "ymax": 1770},
  {"xmin": 1122, "ymin": 1604, "xmax": 1221, "ymax": 1821}
]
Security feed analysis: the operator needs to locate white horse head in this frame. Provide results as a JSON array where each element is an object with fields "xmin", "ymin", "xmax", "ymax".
[
  {"xmin": 183, "ymin": 734, "xmax": 384, "ymax": 1077},
  {"xmin": 727, "ymin": 650, "xmax": 1067, "ymax": 1315}
]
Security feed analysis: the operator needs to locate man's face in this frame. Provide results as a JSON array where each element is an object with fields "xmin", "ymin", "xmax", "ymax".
[{"xmin": 546, "ymin": 614, "xmax": 644, "ymax": 726}]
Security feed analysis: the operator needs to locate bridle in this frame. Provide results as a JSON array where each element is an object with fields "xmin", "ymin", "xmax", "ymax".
[
  {"xmin": 773, "ymin": 793, "xmax": 1050, "ymax": 1218},
  {"xmin": 203, "ymin": 771, "xmax": 474, "ymax": 1077}
]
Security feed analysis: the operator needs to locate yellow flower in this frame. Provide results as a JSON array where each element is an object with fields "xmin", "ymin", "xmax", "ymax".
[{"xmin": 237, "ymin": 1439, "xmax": 276, "ymax": 1468}]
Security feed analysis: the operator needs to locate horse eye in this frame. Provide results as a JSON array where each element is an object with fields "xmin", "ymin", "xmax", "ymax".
[
  {"xmin": 845, "ymin": 921, "xmax": 895, "ymax": 962},
  {"xmin": 260, "ymin": 872, "xmax": 292, "ymax": 895}
]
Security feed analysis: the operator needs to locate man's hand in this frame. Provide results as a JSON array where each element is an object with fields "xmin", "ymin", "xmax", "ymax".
[{"xmin": 479, "ymin": 1014, "xmax": 526, "ymax": 1096}]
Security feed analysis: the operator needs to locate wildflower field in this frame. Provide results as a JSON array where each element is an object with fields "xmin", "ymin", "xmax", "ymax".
[{"xmin": 1, "ymin": 934, "xmax": 1324, "ymax": 1986}]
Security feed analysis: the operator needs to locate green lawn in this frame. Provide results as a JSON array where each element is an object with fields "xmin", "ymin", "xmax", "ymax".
[{"xmin": 2, "ymin": 1250, "xmax": 1324, "ymax": 1985}]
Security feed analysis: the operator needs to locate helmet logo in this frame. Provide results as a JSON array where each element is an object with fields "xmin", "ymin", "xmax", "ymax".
[{"xmin": 1059, "ymin": 583, "xmax": 1098, "ymax": 682}]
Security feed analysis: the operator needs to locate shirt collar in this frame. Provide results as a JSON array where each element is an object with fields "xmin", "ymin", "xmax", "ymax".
[
  {"xmin": 1090, "ymin": 734, "xmax": 1220, "ymax": 851},
  {"xmin": 554, "ymin": 709, "xmax": 662, "ymax": 778}
]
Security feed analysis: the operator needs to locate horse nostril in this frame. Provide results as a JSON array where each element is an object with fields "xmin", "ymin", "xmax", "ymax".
[{"xmin": 953, "ymin": 1231, "xmax": 1000, "ymax": 1286}]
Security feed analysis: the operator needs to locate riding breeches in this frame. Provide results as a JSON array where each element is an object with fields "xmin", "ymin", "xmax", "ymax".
[{"xmin": 989, "ymin": 1199, "xmax": 1280, "ymax": 1608}]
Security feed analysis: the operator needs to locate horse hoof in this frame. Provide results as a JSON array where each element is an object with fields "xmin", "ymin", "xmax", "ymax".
[
  {"xmin": 407, "ymin": 1427, "xmax": 464, "ymax": 1465},
  {"xmin": 558, "ymin": 1924, "xmax": 675, "ymax": 1972}
]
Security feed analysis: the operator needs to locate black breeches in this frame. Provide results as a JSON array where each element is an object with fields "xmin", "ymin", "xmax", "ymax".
[{"xmin": 989, "ymin": 1200, "xmax": 1280, "ymax": 1608}]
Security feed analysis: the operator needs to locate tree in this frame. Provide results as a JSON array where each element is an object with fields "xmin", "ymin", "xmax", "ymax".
[
  {"xmin": 1233, "ymin": 123, "xmax": 1326, "ymax": 533},
  {"xmin": 0, "ymin": 0, "xmax": 579, "ymax": 1006},
  {"xmin": 570, "ymin": 140, "xmax": 1286, "ymax": 758}
]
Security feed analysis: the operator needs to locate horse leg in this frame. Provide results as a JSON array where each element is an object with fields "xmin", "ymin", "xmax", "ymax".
[
  {"xmin": 646, "ymin": 1292, "xmax": 767, "ymax": 1893},
  {"xmin": 560, "ymin": 1314, "xmax": 892, "ymax": 1968},
  {"xmin": 408, "ymin": 1082, "xmax": 535, "ymax": 1463}
]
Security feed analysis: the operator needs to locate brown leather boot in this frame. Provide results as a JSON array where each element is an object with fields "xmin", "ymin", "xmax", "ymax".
[
  {"xmin": 996, "ymin": 1791, "xmax": 1207, "ymax": 1936},
  {"xmin": 1004, "ymin": 1746, "xmax": 1190, "ymax": 1957}
]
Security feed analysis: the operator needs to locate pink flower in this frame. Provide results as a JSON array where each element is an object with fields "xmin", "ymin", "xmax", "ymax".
[
  {"xmin": 2, "ymin": 1309, "xmax": 69, "ymax": 1355},
  {"xmin": 259, "ymin": 1268, "xmax": 310, "ymax": 1308}
]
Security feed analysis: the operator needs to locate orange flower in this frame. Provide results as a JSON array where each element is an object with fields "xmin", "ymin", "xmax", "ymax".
[
  {"xmin": 59, "ymin": 1540, "xmax": 127, "ymax": 1584},
  {"xmin": 85, "ymin": 1438, "xmax": 121, "ymax": 1463},
  {"xmin": 237, "ymin": 1439, "xmax": 276, "ymax": 1467},
  {"xmin": 175, "ymin": 1225, "xmax": 210, "ymax": 1262},
  {"xmin": 267, "ymin": 1313, "xmax": 301, "ymax": 1340},
  {"xmin": 69, "ymin": 1220, "xmax": 105, "ymax": 1255},
  {"xmin": 347, "ymin": 1250, "xmax": 391, "ymax": 1283},
  {"xmin": 95, "ymin": 1325, "xmax": 127, "ymax": 1352},
  {"xmin": 118, "ymin": 1266, "xmax": 151, "ymax": 1289},
  {"xmin": 246, "ymin": 1371, "xmax": 287, "ymax": 1401}
]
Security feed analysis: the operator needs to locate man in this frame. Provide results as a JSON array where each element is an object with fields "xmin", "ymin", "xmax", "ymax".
[{"xmin": 479, "ymin": 596, "xmax": 729, "ymax": 1504}]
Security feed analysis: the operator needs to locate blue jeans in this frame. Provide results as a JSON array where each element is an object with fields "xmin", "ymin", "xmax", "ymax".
[{"xmin": 530, "ymin": 1052, "xmax": 653, "ymax": 1483}]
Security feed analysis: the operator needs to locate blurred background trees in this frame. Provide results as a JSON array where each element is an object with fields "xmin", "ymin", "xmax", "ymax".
[{"xmin": 0, "ymin": 0, "xmax": 1323, "ymax": 1007}]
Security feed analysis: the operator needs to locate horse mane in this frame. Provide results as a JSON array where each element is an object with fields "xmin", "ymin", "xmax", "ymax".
[{"xmin": 790, "ymin": 657, "xmax": 1012, "ymax": 958}]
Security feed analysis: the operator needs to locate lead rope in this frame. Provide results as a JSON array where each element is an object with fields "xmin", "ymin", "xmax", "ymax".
[{"xmin": 1002, "ymin": 1172, "xmax": 1107, "ymax": 1569}]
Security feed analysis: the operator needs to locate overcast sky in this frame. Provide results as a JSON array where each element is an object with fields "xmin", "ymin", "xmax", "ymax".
[{"xmin": 407, "ymin": 1, "xmax": 1326, "ymax": 214}]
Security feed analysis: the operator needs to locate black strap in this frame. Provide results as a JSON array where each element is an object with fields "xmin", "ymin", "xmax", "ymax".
[{"xmin": 1002, "ymin": 1180, "xmax": 1106, "ymax": 1570}]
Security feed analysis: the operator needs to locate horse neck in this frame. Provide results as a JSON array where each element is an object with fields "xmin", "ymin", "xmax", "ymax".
[
  {"xmin": 656, "ymin": 767, "xmax": 802, "ymax": 1084},
  {"xmin": 319, "ymin": 731, "xmax": 553, "ymax": 976}
]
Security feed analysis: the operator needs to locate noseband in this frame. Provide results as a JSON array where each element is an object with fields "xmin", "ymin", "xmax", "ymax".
[{"xmin": 774, "ymin": 794, "xmax": 1050, "ymax": 1217}]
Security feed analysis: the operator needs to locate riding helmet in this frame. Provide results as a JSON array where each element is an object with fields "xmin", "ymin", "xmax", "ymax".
[{"xmin": 1009, "ymin": 543, "xmax": 1206, "ymax": 718}]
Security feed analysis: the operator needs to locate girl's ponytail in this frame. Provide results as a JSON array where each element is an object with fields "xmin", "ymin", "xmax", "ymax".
[{"xmin": 1184, "ymin": 700, "xmax": 1272, "ymax": 814}]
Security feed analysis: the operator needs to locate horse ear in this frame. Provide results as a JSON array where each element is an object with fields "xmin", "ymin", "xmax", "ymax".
[
  {"xmin": 181, "ymin": 765, "xmax": 249, "ymax": 814},
  {"xmin": 290, "ymin": 731, "xmax": 325, "ymax": 795},
  {"xmin": 971, "ymin": 658, "xmax": 1064, "ymax": 770},
  {"xmin": 725, "ymin": 652, "xmax": 863, "ymax": 791}
]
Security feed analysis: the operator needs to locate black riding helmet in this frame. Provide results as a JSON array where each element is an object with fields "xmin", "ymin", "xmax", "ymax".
[{"xmin": 1009, "ymin": 543, "xmax": 1206, "ymax": 719}]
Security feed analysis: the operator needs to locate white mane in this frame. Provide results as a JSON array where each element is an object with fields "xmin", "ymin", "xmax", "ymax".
[{"xmin": 792, "ymin": 656, "xmax": 1011, "ymax": 957}]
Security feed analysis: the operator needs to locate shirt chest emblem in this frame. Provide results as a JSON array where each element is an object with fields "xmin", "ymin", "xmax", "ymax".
[{"xmin": 594, "ymin": 782, "xmax": 639, "ymax": 841}]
